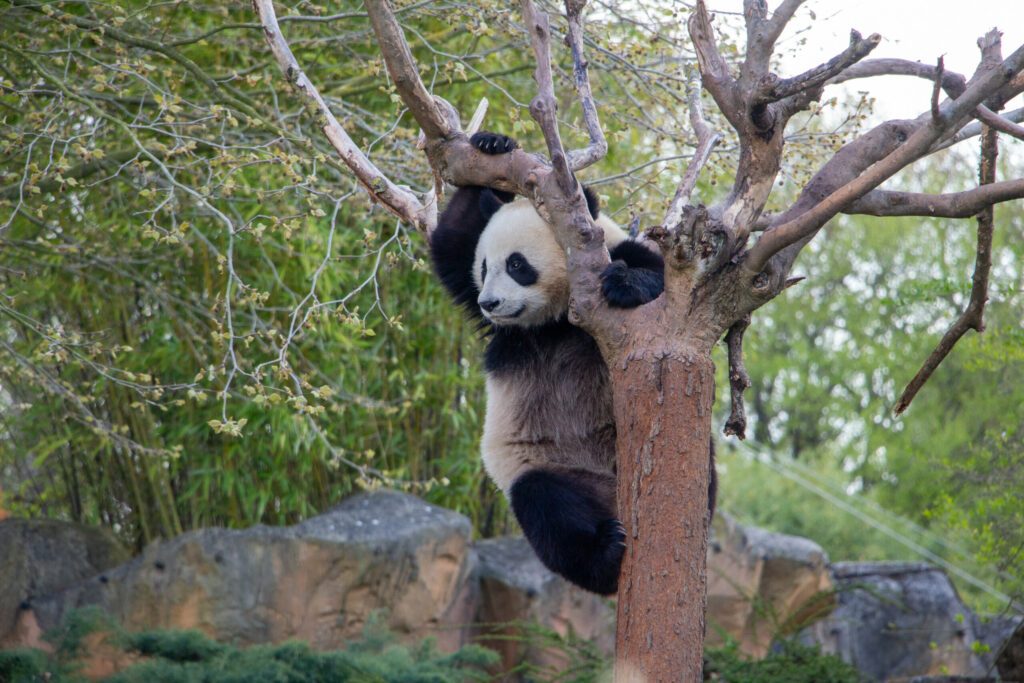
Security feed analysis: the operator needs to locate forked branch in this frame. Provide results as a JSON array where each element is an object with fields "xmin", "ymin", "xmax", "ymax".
[
  {"xmin": 564, "ymin": 0, "xmax": 608, "ymax": 172},
  {"xmin": 689, "ymin": 0, "xmax": 743, "ymax": 130},
  {"xmin": 894, "ymin": 125, "xmax": 998, "ymax": 415},
  {"xmin": 520, "ymin": 0, "xmax": 577, "ymax": 196},
  {"xmin": 755, "ymin": 30, "xmax": 881, "ymax": 105},
  {"xmin": 743, "ymin": 0, "xmax": 807, "ymax": 86},
  {"xmin": 745, "ymin": 40, "xmax": 1024, "ymax": 274}
]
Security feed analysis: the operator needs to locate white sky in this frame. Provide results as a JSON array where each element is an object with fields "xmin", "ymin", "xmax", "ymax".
[{"xmin": 709, "ymin": 0, "xmax": 1024, "ymax": 120}]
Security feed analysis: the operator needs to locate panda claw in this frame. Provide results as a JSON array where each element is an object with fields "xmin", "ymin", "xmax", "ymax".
[{"xmin": 470, "ymin": 131, "xmax": 518, "ymax": 156}]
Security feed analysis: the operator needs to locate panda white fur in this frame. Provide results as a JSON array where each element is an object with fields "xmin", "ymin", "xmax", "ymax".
[{"xmin": 430, "ymin": 132, "xmax": 714, "ymax": 595}]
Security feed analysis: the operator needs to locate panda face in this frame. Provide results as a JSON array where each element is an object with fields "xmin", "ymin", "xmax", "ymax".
[{"xmin": 473, "ymin": 200, "xmax": 569, "ymax": 328}]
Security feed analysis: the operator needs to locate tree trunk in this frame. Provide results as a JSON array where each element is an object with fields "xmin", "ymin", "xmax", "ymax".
[{"xmin": 612, "ymin": 344, "xmax": 714, "ymax": 682}]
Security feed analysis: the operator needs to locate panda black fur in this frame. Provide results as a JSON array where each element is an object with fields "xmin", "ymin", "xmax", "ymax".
[{"xmin": 430, "ymin": 132, "xmax": 716, "ymax": 595}]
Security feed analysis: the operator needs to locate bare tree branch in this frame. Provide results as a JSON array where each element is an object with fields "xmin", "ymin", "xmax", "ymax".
[
  {"xmin": 932, "ymin": 106, "xmax": 1024, "ymax": 151},
  {"xmin": 761, "ymin": 0, "xmax": 806, "ymax": 56},
  {"xmin": 363, "ymin": 0, "xmax": 456, "ymax": 142},
  {"xmin": 827, "ymin": 56, "xmax": 1024, "ymax": 142},
  {"xmin": 830, "ymin": 57, "xmax": 966, "ymax": 94},
  {"xmin": 745, "ymin": 39, "xmax": 1024, "ymax": 274},
  {"xmin": 564, "ymin": 0, "xmax": 608, "ymax": 172},
  {"xmin": 844, "ymin": 178, "xmax": 1024, "ymax": 218},
  {"xmin": 895, "ymin": 124, "xmax": 998, "ymax": 415},
  {"xmin": 974, "ymin": 104, "xmax": 1024, "ymax": 140},
  {"xmin": 520, "ymin": 0, "xmax": 577, "ymax": 196},
  {"xmin": 251, "ymin": 0, "xmax": 427, "ymax": 230},
  {"xmin": 756, "ymin": 30, "xmax": 881, "ymax": 105},
  {"xmin": 743, "ymin": 0, "xmax": 807, "ymax": 85},
  {"xmin": 723, "ymin": 314, "xmax": 751, "ymax": 439}
]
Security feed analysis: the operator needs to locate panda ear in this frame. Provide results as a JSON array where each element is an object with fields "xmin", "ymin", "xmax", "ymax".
[
  {"xmin": 582, "ymin": 186, "xmax": 600, "ymax": 219},
  {"xmin": 478, "ymin": 188, "xmax": 515, "ymax": 221}
]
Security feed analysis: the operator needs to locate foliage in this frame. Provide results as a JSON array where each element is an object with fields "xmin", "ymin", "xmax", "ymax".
[
  {"xmin": 0, "ymin": 648, "xmax": 75, "ymax": 683},
  {"xmin": 2, "ymin": 609, "xmax": 497, "ymax": 683},
  {"xmin": 0, "ymin": 605, "xmax": 869, "ymax": 683},
  {"xmin": 479, "ymin": 619, "xmax": 610, "ymax": 682},
  {"xmin": 704, "ymin": 639, "xmax": 863, "ymax": 683}
]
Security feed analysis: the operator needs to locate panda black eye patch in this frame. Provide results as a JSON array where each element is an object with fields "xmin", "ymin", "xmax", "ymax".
[
  {"xmin": 506, "ymin": 252, "xmax": 538, "ymax": 286},
  {"xmin": 481, "ymin": 259, "xmax": 487, "ymax": 283}
]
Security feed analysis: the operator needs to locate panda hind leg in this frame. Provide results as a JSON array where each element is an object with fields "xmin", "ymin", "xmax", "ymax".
[{"xmin": 509, "ymin": 467, "xmax": 623, "ymax": 595}]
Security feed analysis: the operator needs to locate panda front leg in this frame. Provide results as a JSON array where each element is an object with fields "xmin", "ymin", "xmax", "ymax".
[{"xmin": 509, "ymin": 467, "xmax": 624, "ymax": 595}]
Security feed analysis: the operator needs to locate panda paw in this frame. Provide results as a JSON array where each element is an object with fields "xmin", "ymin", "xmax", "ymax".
[
  {"xmin": 601, "ymin": 261, "xmax": 658, "ymax": 308},
  {"xmin": 470, "ymin": 131, "xmax": 518, "ymax": 155}
]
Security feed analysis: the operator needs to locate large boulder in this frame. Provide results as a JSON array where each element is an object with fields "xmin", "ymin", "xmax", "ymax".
[
  {"xmin": 706, "ymin": 514, "xmax": 833, "ymax": 657},
  {"xmin": 473, "ymin": 537, "xmax": 615, "ymax": 672},
  {"xmin": 24, "ymin": 491, "xmax": 477, "ymax": 652},
  {"xmin": 801, "ymin": 562, "xmax": 1003, "ymax": 681},
  {"xmin": 0, "ymin": 518, "xmax": 128, "ymax": 646}
]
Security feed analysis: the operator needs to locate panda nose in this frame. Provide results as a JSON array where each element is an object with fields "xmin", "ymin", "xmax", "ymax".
[{"xmin": 479, "ymin": 297, "xmax": 501, "ymax": 312}]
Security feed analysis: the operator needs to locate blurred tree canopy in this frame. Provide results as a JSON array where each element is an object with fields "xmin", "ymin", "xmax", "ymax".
[{"xmin": 0, "ymin": 0, "xmax": 1018, "ymax": 608}]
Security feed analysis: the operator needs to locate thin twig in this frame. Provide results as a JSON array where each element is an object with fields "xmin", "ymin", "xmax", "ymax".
[
  {"xmin": 894, "ymin": 124, "xmax": 997, "ymax": 415},
  {"xmin": 662, "ymin": 71, "xmax": 721, "ymax": 230}
]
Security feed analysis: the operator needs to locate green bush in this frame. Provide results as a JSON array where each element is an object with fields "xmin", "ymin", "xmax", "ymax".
[
  {"xmin": 704, "ymin": 640, "xmax": 863, "ymax": 683},
  {"xmin": 2, "ymin": 608, "xmax": 866, "ymax": 683},
  {"xmin": 3, "ymin": 610, "xmax": 497, "ymax": 683}
]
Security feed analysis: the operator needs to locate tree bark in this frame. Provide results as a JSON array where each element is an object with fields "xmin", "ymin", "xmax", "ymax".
[{"xmin": 613, "ymin": 343, "xmax": 714, "ymax": 682}]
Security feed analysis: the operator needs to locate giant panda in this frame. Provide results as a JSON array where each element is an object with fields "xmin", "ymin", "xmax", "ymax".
[{"xmin": 430, "ymin": 131, "xmax": 716, "ymax": 595}]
